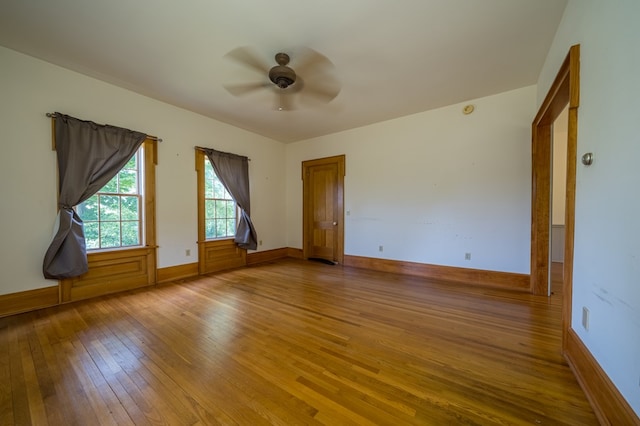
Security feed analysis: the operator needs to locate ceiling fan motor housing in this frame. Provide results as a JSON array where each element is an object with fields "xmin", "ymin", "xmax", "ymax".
[{"xmin": 269, "ymin": 53, "xmax": 296, "ymax": 88}]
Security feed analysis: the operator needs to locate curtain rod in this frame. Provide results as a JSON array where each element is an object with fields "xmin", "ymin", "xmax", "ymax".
[
  {"xmin": 45, "ymin": 112, "xmax": 163, "ymax": 142},
  {"xmin": 194, "ymin": 145, "xmax": 251, "ymax": 161}
]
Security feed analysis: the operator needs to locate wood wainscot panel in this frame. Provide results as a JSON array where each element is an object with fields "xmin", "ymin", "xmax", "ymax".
[
  {"xmin": 565, "ymin": 329, "xmax": 639, "ymax": 425},
  {"xmin": 344, "ymin": 255, "xmax": 529, "ymax": 291},
  {"xmin": 0, "ymin": 286, "xmax": 59, "ymax": 318},
  {"xmin": 157, "ymin": 262, "xmax": 199, "ymax": 284},
  {"xmin": 198, "ymin": 239, "xmax": 246, "ymax": 274},
  {"xmin": 246, "ymin": 248, "xmax": 289, "ymax": 265},
  {"xmin": 61, "ymin": 246, "xmax": 156, "ymax": 302}
]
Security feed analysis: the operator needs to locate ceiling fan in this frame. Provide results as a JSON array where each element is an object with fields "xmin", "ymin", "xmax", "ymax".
[{"xmin": 223, "ymin": 47, "xmax": 341, "ymax": 111}]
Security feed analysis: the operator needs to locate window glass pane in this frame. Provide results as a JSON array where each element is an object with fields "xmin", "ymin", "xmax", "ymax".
[
  {"xmin": 215, "ymin": 200, "xmax": 226, "ymax": 219},
  {"xmin": 227, "ymin": 219, "xmax": 236, "ymax": 236},
  {"xmin": 121, "ymin": 221, "xmax": 139, "ymax": 246},
  {"xmin": 226, "ymin": 202, "xmax": 235, "ymax": 218},
  {"xmin": 121, "ymin": 196, "xmax": 139, "ymax": 220},
  {"xmin": 103, "ymin": 175, "xmax": 118, "ymax": 193},
  {"xmin": 124, "ymin": 154, "xmax": 137, "ymax": 170},
  {"xmin": 100, "ymin": 221, "xmax": 120, "ymax": 248},
  {"xmin": 85, "ymin": 222, "xmax": 99, "ymax": 249},
  {"xmin": 77, "ymin": 195, "xmax": 98, "ymax": 221},
  {"xmin": 204, "ymin": 160, "xmax": 214, "ymax": 180},
  {"xmin": 215, "ymin": 219, "xmax": 227, "ymax": 238},
  {"xmin": 100, "ymin": 195, "xmax": 120, "ymax": 220},
  {"xmin": 205, "ymin": 175, "xmax": 214, "ymax": 198},
  {"xmin": 118, "ymin": 170, "xmax": 137, "ymax": 194},
  {"xmin": 205, "ymin": 219, "xmax": 216, "ymax": 239},
  {"xmin": 213, "ymin": 180, "xmax": 226, "ymax": 199},
  {"xmin": 205, "ymin": 199, "xmax": 215, "ymax": 219}
]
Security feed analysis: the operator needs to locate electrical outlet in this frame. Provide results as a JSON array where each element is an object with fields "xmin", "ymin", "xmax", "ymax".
[
  {"xmin": 259, "ymin": 240, "xmax": 263, "ymax": 246},
  {"xmin": 465, "ymin": 252, "xmax": 471, "ymax": 260},
  {"xmin": 378, "ymin": 245, "xmax": 383, "ymax": 252},
  {"xmin": 185, "ymin": 249, "xmax": 191, "ymax": 257},
  {"xmin": 582, "ymin": 307, "xmax": 589, "ymax": 331}
]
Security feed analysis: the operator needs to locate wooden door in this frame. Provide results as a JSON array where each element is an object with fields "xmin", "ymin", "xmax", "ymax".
[{"xmin": 302, "ymin": 155, "xmax": 345, "ymax": 264}]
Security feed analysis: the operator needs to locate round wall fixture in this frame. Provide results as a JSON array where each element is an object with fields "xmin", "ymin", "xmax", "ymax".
[{"xmin": 462, "ymin": 104, "xmax": 475, "ymax": 115}]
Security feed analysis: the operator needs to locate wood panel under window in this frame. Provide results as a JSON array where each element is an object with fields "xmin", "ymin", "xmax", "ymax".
[{"xmin": 60, "ymin": 247, "xmax": 155, "ymax": 302}]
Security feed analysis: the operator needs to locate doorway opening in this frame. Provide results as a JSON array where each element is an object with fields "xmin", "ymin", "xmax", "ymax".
[
  {"xmin": 530, "ymin": 44, "xmax": 579, "ymax": 350},
  {"xmin": 550, "ymin": 106, "xmax": 569, "ymax": 297}
]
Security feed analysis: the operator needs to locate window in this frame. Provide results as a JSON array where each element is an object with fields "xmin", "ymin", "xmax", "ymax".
[
  {"xmin": 196, "ymin": 149, "xmax": 246, "ymax": 275},
  {"xmin": 77, "ymin": 148, "xmax": 143, "ymax": 250},
  {"xmin": 61, "ymin": 138, "xmax": 156, "ymax": 303},
  {"xmin": 204, "ymin": 157, "xmax": 237, "ymax": 239}
]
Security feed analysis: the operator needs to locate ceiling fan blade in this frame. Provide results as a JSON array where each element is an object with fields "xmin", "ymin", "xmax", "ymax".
[
  {"xmin": 288, "ymin": 76, "xmax": 305, "ymax": 94},
  {"xmin": 225, "ymin": 46, "xmax": 270, "ymax": 74},
  {"xmin": 293, "ymin": 47, "xmax": 335, "ymax": 77},
  {"xmin": 301, "ymin": 80, "xmax": 341, "ymax": 103},
  {"xmin": 224, "ymin": 81, "xmax": 270, "ymax": 96}
]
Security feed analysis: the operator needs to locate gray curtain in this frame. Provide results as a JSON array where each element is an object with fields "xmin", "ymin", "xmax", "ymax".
[
  {"xmin": 204, "ymin": 148, "xmax": 258, "ymax": 250},
  {"xmin": 43, "ymin": 113, "xmax": 146, "ymax": 279}
]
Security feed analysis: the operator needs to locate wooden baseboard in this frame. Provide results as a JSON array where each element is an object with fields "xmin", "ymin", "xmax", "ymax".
[
  {"xmin": 564, "ymin": 329, "xmax": 639, "ymax": 425},
  {"xmin": 287, "ymin": 248, "xmax": 304, "ymax": 259},
  {"xmin": 157, "ymin": 262, "xmax": 199, "ymax": 284},
  {"xmin": 247, "ymin": 248, "xmax": 289, "ymax": 265},
  {"xmin": 0, "ymin": 286, "xmax": 59, "ymax": 318},
  {"xmin": 343, "ymin": 255, "xmax": 530, "ymax": 290},
  {"xmin": 0, "ymin": 251, "xmax": 528, "ymax": 319}
]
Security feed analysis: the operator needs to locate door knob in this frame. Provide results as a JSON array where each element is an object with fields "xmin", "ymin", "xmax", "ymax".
[{"xmin": 333, "ymin": 221, "xmax": 337, "ymax": 226}]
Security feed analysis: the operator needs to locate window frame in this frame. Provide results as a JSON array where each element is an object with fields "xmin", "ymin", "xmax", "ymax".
[
  {"xmin": 202, "ymin": 155, "xmax": 238, "ymax": 241},
  {"xmin": 195, "ymin": 149, "xmax": 246, "ymax": 274},
  {"xmin": 78, "ymin": 147, "xmax": 145, "ymax": 251}
]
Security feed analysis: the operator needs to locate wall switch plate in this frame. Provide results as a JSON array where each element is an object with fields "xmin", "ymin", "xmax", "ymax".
[
  {"xmin": 465, "ymin": 253, "xmax": 471, "ymax": 260},
  {"xmin": 185, "ymin": 249, "xmax": 191, "ymax": 256},
  {"xmin": 582, "ymin": 307, "xmax": 589, "ymax": 331}
]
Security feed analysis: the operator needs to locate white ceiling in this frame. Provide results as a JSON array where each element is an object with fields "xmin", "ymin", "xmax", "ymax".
[{"xmin": 0, "ymin": 0, "xmax": 567, "ymax": 143}]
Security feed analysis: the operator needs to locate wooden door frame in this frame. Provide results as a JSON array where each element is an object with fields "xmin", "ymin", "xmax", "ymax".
[
  {"xmin": 530, "ymin": 45, "xmax": 579, "ymax": 349},
  {"xmin": 302, "ymin": 155, "xmax": 345, "ymax": 264}
]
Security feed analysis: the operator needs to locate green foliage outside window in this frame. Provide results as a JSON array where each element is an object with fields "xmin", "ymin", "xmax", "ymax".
[
  {"xmin": 204, "ymin": 159, "xmax": 237, "ymax": 239},
  {"xmin": 77, "ymin": 152, "xmax": 142, "ymax": 250}
]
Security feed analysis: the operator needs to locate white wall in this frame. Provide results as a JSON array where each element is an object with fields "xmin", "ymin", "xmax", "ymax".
[
  {"xmin": 0, "ymin": 46, "xmax": 286, "ymax": 296},
  {"xmin": 286, "ymin": 86, "xmax": 535, "ymax": 274},
  {"xmin": 537, "ymin": 0, "xmax": 640, "ymax": 415}
]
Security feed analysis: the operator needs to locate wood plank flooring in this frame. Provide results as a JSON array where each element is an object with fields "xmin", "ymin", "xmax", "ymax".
[{"xmin": 0, "ymin": 259, "xmax": 597, "ymax": 425}]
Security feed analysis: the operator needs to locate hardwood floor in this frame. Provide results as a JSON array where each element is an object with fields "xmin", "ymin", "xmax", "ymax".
[{"xmin": 0, "ymin": 259, "xmax": 597, "ymax": 425}]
